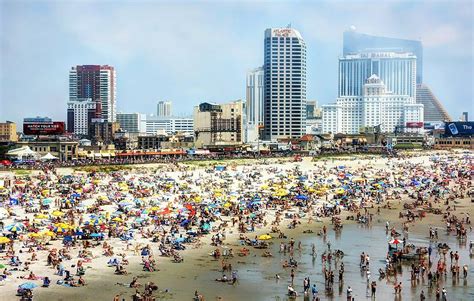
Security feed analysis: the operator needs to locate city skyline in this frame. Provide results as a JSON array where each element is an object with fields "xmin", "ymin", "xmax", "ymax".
[{"xmin": 1, "ymin": 0, "xmax": 473, "ymax": 126}]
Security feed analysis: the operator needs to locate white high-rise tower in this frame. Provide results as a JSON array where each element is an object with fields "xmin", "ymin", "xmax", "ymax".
[
  {"xmin": 263, "ymin": 27, "xmax": 307, "ymax": 140},
  {"xmin": 157, "ymin": 101, "xmax": 172, "ymax": 118},
  {"xmin": 245, "ymin": 66, "xmax": 264, "ymax": 142}
]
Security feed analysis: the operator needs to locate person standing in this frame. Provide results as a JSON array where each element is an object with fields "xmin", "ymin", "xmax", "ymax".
[
  {"xmin": 346, "ymin": 286, "xmax": 353, "ymax": 301},
  {"xmin": 442, "ymin": 287, "xmax": 447, "ymax": 301},
  {"xmin": 311, "ymin": 283, "xmax": 318, "ymax": 299},
  {"xmin": 371, "ymin": 281, "xmax": 376, "ymax": 298}
]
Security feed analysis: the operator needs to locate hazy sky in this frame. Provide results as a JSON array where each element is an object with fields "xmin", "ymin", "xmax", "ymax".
[{"xmin": 1, "ymin": 0, "xmax": 473, "ymax": 125}]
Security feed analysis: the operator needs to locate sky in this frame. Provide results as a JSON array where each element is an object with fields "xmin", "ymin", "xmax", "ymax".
[{"xmin": 0, "ymin": 0, "xmax": 473, "ymax": 125}]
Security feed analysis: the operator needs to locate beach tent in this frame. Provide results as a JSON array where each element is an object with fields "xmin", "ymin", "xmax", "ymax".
[
  {"xmin": 6, "ymin": 146, "xmax": 39, "ymax": 160},
  {"xmin": 40, "ymin": 153, "xmax": 58, "ymax": 161}
]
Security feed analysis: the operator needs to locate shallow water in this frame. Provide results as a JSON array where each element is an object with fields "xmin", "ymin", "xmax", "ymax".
[{"xmin": 187, "ymin": 223, "xmax": 474, "ymax": 301}]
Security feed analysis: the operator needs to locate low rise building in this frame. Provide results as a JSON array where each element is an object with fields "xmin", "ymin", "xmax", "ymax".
[
  {"xmin": 193, "ymin": 101, "xmax": 243, "ymax": 148},
  {"xmin": 145, "ymin": 117, "xmax": 193, "ymax": 135},
  {"xmin": 89, "ymin": 119, "xmax": 120, "ymax": 146},
  {"xmin": 15, "ymin": 137, "xmax": 78, "ymax": 161},
  {"xmin": 0, "ymin": 121, "xmax": 18, "ymax": 142},
  {"xmin": 434, "ymin": 137, "xmax": 473, "ymax": 150},
  {"xmin": 323, "ymin": 75, "xmax": 423, "ymax": 134},
  {"xmin": 117, "ymin": 113, "xmax": 146, "ymax": 133}
]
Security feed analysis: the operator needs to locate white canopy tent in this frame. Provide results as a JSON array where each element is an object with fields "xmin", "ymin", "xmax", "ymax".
[
  {"xmin": 6, "ymin": 146, "xmax": 40, "ymax": 160},
  {"xmin": 40, "ymin": 152, "xmax": 59, "ymax": 161}
]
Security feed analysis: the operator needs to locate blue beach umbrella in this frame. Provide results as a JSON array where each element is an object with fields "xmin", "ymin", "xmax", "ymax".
[
  {"xmin": 42, "ymin": 198, "xmax": 52, "ymax": 205},
  {"xmin": 19, "ymin": 282, "xmax": 38, "ymax": 290}
]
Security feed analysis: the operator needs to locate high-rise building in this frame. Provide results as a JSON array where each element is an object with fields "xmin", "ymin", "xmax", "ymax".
[
  {"xmin": 245, "ymin": 67, "xmax": 264, "ymax": 143},
  {"xmin": 194, "ymin": 101, "xmax": 243, "ymax": 147},
  {"xmin": 263, "ymin": 27, "xmax": 307, "ymax": 140},
  {"xmin": 306, "ymin": 100, "xmax": 322, "ymax": 119},
  {"xmin": 339, "ymin": 52, "xmax": 417, "ymax": 98},
  {"xmin": 343, "ymin": 30, "xmax": 423, "ymax": 84},
  {"xmin": 246, "ymin": 67, "xmax": 265, "ymax": 126},
  {"xmin": 461, "ymin": 112, "xmax": 469, "ymax": 122},
  {"xmin": 69, "ymin": 65, "xmax": 116, "ymax": 122},
  {"xmin": 156, "ymin": 101, "xmax": 172, "ymax": 118},
  {"xmin": 67, "ymin": 98, "xmax": 98, "ymax": 136},
  {"xmin": 117, "ymin": 113, "xmax": 146, "ymax": 133},
  {"xmin": 343, "ymin": 30, "xmax": 450, "ymax": 123}
]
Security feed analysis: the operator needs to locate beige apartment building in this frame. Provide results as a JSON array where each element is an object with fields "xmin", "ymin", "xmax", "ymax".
[
  {"xmin": 193, "ymin": 100, "xmax": 243, "ymax": 148},
  {"xmin": 0, "ymin": 121, "xmax": 18, "ymax": 142}
]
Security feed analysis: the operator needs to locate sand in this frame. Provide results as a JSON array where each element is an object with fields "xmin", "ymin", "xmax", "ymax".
[{"xmin": 0, "ymin": 151, "xmax": 472, "ymax": 301}]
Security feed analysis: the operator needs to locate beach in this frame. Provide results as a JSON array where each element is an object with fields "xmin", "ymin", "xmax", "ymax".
[{"xmin": 0, "ymin": 151, "xmax": 472, "ymax": 301}]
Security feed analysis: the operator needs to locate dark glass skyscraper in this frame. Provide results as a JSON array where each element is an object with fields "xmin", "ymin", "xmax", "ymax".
[
  {"xmin": 343, "ymin": 30, "xmax": 423, "ymax": 84},
  {"xmin": 343, "ymin": 30, "xmax": 451, "ymax": 122}
]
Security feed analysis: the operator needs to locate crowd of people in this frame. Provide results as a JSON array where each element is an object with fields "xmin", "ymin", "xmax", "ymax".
[{"xmin": 0, "ymin": 151, "xmax": 471, "ymax": 300}]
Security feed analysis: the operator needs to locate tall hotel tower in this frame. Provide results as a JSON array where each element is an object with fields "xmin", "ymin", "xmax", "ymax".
[
  {"xmin": 69, "ymin": 65, "xmax": 117, "ymax": 122},
  {"xmin": 263, "ymin": 27, "xmax": 307, "ymax": 140}
]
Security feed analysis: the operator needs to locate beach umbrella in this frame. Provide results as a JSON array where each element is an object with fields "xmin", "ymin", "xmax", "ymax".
[
  {"xmin": 0, "ymin": 263, "xmax": 6, "ymax": 269},
  {"xmin": 19, "ymin": 282, "xmax": 38, "ymax": 290},
  {"xmin": 41, "ymin": 230, "xmax": 56, "ymax": 237},
  {"xmin": 258, "ymin": 234, "xmax": 272, "ymax": 240},
  {"xmin": 389, "ymin": 238, "xmax": 401, "ymax": 245},
  {"xmin": 0, "ymin": 236, "xmax": 11, "ymax": 244},
  {"xmin": 175, "ymin": 237, "xmax": 185, "ymax": 243},
  {"xmin": 28, "ymin": 232, "xmax": 42, "ymax": 238},
  {"xmin": 159, "ymin": 208, "xmax": 171, "ymax": 215},
  {"xmin": 34, "ymin": 213, "xmax": 49, "ymax": 219},
  {"xmin": 6, "ymin": 222, "xmax": 24, "ymax": 232},
  {"xmin": 119, "ymin": 200, "xmax": 134, "ymax": 207},
  {"xmin": 112, "ymin": 217, "xmax": 123, "ymax": 222},
  {"xmin": 90, "ymin": 233, "xmax": 103, "ymax": 238},
  {"xmin": 52, "ymin": 210, "xmax": 65, "ymax": 217},
  {"xmin": 296, "ymin": 195, "xmax": 308, "ymax": 200},
  {"xmin": 42, "ymin": 198, "xmax": 52, "ymax": 205}
]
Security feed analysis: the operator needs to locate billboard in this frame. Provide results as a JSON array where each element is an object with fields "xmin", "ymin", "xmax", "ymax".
[
  {"xmin": 23, "ymin": 122, "xmax": 65, "ymax": 135},
  {"xmin": 406, "ymin": 122, "xmax": 424, "ymax": 128},
  {"xmin": 444, "ymin": 122, "xmax": 474, "ymax": 137}
]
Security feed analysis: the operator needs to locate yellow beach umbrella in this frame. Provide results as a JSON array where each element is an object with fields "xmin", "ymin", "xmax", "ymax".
[
  {"xmin": 28, "ymin": 232, "xmax": 42, "ymax": 238},
  {"xmin": 35, "ymin": 214, "xmax": 49, "ymax": 219},
  {"xmin": 52, "ymin": 211, "xmax": 65, "ymax": 217},
  {"xmin": 0, "ymin": 237, "xmax": 11, "ymax": 244},
  {"xmin": 41, "ymin": 230, "xmax": 56, "ymax": 237},
  {"xmin": 258, "ymin": 234, "xmax": 272, "ymax": 240}
]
